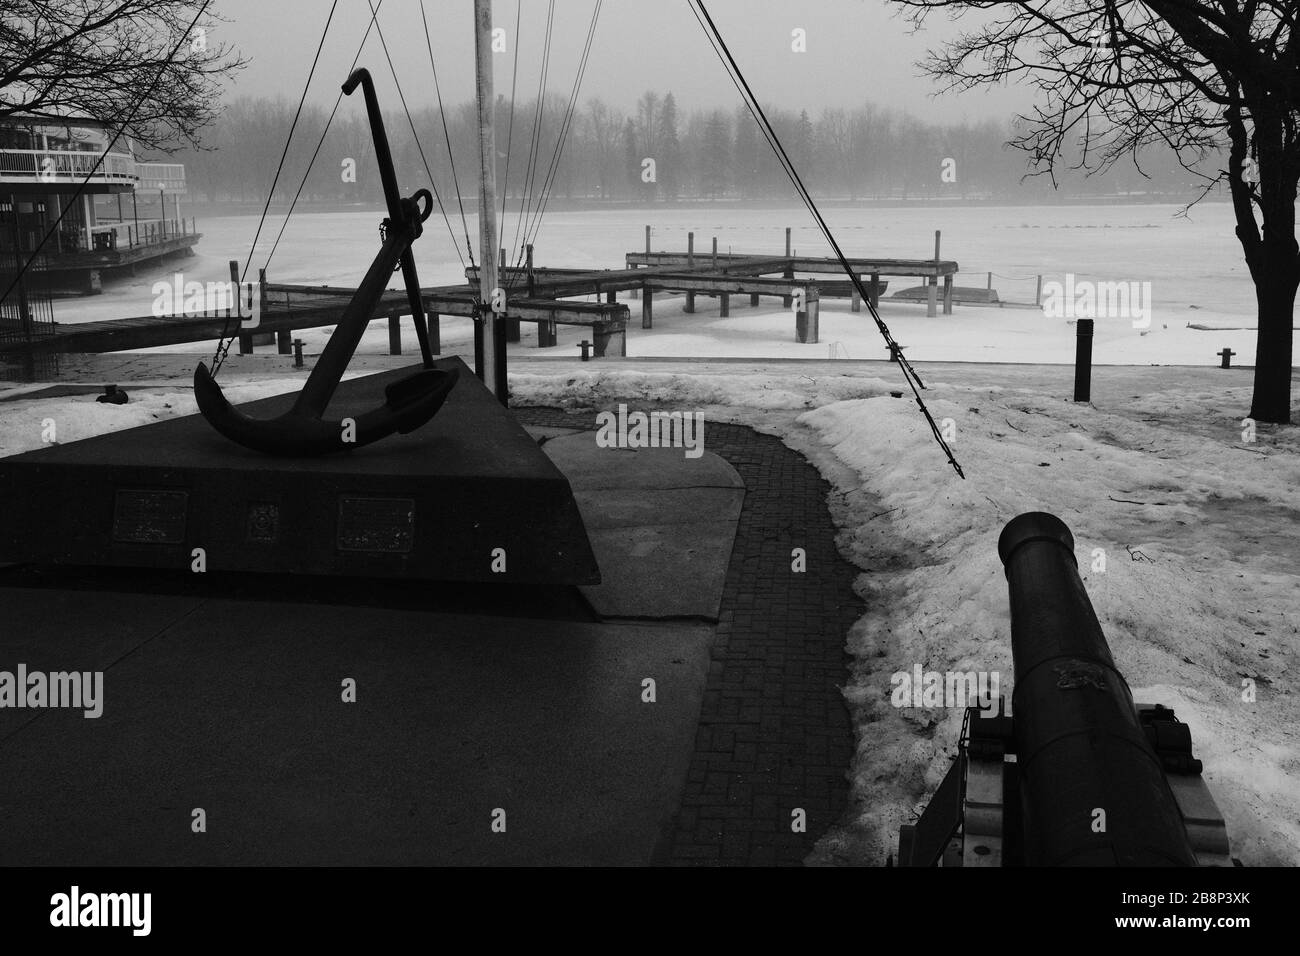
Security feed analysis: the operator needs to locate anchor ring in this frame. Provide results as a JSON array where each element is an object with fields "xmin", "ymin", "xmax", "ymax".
[{"xmin": 412, "ymin": 188, "xmax": 434, "ymax": 224}]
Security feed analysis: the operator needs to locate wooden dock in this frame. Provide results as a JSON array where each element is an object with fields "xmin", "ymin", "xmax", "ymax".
[
  {"xmin": 1, "ymin": 237, "xmax": 962, "ymax": 358},
  {"xmin": 1, "ymin": 282, "xmax": 631, "ymax": 358}
]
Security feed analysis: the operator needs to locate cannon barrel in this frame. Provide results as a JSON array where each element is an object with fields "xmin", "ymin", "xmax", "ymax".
[{"xmin": 997, "ymin": 512, "xmax": 1197, "ymax": 866}]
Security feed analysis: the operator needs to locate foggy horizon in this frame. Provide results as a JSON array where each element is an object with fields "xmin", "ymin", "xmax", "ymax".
[{"xmin": 212, "ymin": 0, "xmax": 1029, "ymax": 124}]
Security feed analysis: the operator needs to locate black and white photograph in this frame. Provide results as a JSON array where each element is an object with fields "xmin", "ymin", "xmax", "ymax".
[{"xmin": 0, "ymin": 0, "xmax": 1291, "ymax": 934}]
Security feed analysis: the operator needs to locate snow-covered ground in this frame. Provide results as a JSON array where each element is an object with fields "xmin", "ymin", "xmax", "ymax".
[
  {"xmin": 508, "ymin": 361, "xmax": 1300, "ymax": 867},
  {"xmin": 1, "ymin": 357, "xmax": 1295, "ymax": 866},
  {"xmin": 5, "ymin": 200, "xmax": 1297, "ymax": 867}
]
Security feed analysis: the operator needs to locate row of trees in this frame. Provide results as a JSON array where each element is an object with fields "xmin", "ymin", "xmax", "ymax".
[{"xmin": 156, "ymin": 89, "xmax": 1211, "ymax": 206}]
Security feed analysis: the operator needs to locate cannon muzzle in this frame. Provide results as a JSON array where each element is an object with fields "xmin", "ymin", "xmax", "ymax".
[
  {"xmin": 895, "ymin": 511, "xmax": 1232, "ymax": 867},
  {"xmin": 998, "ymin": 512, "xmax": 1197, "ymax": 866}
]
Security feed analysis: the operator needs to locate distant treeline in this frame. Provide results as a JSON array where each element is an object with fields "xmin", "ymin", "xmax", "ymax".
[{"xmin": 149, "ymin": 90, "xmax": 1223, "ymax": 206}]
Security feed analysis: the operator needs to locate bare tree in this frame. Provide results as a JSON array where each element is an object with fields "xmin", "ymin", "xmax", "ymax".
[
  {"xmin": 897, "ymin": 0, "xmax": 1298, "ymax": 424},
  {"xmin": 0, "ymin": 0, "xmax": 243, "ymax": 151}
]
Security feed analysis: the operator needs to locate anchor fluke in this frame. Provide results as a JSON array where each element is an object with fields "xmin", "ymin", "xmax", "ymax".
[{"xmin": 193, "ymin": 361, "xmax": 459, "ymax": 457}]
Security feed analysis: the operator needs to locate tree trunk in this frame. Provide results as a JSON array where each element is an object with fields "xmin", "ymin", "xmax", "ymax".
[
  {"xmin": 1226, "ymin": 100, "xmax": 1296, "ymax": 425},
  {"xmin": 1249, "ymin": 246, "xmax": 1296, "ymax": 424}
]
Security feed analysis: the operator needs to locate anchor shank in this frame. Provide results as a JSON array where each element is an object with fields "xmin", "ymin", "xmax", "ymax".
[
  {"xmin": 291, "ymin": 223, "xmax": 416, "ymax": 421},
  {"xmin": 343, "ymin": 68, "xmax": 405, "ymax": 224},
  {"xmin": 399, "ymin": 247, "xmax": 434, "ymax": 368}
]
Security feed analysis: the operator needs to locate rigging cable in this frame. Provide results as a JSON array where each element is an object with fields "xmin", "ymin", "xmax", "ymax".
[
  {"xmin": 498, "ymin": 0, "xmax": 522, "ymax": 241},
  {"xmin": 207, "ymin": 0, "xmax": 338, "ymax": 373},
  {"xmin": 509, "ymin": 0, "xmax": 555, "ymax": 267},
  {"xmin": 368, "ymin": 0, "xmax": 467, "ymax": 272},
  {"xmin": 238, "ymin": 0, "xmax": 338, "ymax": 287},
  {"xmin": 418, "ymin": 0, "xmax": 477, "ymax": 274},
  {"xmin": 518, "ymin": 0, "xmax": 603, "ymax": 269},
  {"xmin": 686, "ymin": 0, "xmax": 965, "ymax": 479},
  {"xmin": 0, "ymin": 1, "xmax": 215, "ymax": 309},
  {"xmin": 211, "ymin": 0, "xmax": 384, "ymax": 377}
]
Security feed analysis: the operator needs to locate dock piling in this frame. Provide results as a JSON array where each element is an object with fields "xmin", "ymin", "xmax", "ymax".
[{"xmin": 388, "ymin": 310, "xmax": 402, "ymax": 355}]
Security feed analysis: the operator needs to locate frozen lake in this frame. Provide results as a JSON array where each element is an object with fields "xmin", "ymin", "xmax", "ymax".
[{"xmin": 58, "ymin": 201, "xmax": 1272, "ymax": 366}]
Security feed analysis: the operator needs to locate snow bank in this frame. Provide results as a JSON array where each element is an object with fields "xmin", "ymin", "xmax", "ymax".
[
  {"xmin": 792, "ymin": 382, "xmax": 1300, "ymax": 866},
  {"xmin": 511, "ymin": 366, "xmax": 1300, "ymax": 867}
]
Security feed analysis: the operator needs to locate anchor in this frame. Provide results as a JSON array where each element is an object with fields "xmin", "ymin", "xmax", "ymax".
[{"xmin": 193, "ymin": 67, "xmax": 458, "ymax": 456}]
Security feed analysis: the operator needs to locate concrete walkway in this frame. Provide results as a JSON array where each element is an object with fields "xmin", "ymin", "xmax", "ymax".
[
  {"xmin": 0, "ymin": 591, "xmax": 710, "ymax": 865},
  {"xmin": 1, "ymin": 353, "xmax": 865, "ymax": 866},
  {"xmin": 518, "ymin": 408, "xmax": 862, "ymax": 866}
]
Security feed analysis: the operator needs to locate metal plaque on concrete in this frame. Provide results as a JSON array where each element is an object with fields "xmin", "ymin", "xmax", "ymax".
[
  {"xmin": 112, "ymin": 489, "xmax": 189, "ymax": 544},
  {"xmin": 337, "ymin": 496, "xmax": 415, "ymax": 553},
  {"xmin": 245, "ymin": 502, "xmax": 281, "ymax": 544}
]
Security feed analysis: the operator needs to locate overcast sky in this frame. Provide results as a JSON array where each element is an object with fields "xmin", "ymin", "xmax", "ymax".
[{"xmin": 210, "ymin": 0, "xmax": 1027, "ymax": 123}]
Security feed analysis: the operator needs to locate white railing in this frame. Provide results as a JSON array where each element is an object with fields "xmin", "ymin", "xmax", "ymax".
[
  {"xmin": 84, "ymin": 217, "xmax": 194, "ymax": 251},
  {"xmin": 0, "ymin": 147, "xmax": 137, "ymax": 184}
]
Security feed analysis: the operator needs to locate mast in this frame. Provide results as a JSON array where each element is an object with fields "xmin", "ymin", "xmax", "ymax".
[{"xmin": 473, "ymin": 0, "xmax": 504, "ymax": 401}]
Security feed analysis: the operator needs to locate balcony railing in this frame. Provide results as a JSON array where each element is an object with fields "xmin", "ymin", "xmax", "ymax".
[
  {"xmin": 83, "ymin": 217, "xmax": 196, "ymax": 251},
  {"xmin": 0, "ymin": 148, "xmax": 137, "ymax": 185}
]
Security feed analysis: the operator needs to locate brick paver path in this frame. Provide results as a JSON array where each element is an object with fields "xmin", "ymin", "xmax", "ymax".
[{"xmin": 516, "ymin": 407, "xmax": 862, "ymax": 866}]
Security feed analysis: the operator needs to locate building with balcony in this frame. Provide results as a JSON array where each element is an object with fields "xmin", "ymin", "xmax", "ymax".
[{"xmin": 0, "ymin": 114, "xmax": 201, "ymax": 294}]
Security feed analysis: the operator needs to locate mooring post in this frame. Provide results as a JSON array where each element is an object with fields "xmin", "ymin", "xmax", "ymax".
[
  {"xmin": 1219, "ymin": 348, "xmax": 1236, "ymax": 369},
  {"xmin": 783, "ymin": 227, "xmax": 794, "ymax": 308},
  {"xmin": 1035, "ymin": 275, "xmax": 1043, "ymax": 306},
  {"xmin": 1074, "ymin": 318, "xmax": 1094, "ymax": 402},
  {"xmin": 388, "ymin": 310, "xmax": 402, "ymax": 355},
  {"xmin": 712, "ymin": 236, "xmax": 719, "ymax": 312},
  {"xmin": 292, "ymin": 338, "xmax": 305, "ymax": 368},
  {"xmin": 642, "ymin": 286, "xmax": 653, "ymax": 329},
  {"xmin": 578, "ymin": 339, "xmax": 592, "ymax": 361},
  {"xmin": 685, "ymin": 232, "xmax": 695, "ymax": 313},
  {"xmin": 228, "ymin": 260, "xmax": 239, "ymax": 318},
  {"xmin": 645, "ymin": 224, "xmax": 650, "ymax": 255},
  {"xmin": 795, "ymin": 287, "xmax": 819, "ymax": 344},
  {"xmin": 720, "ymin": 293, "xmax": 729, "ymax": 317},
  {"xmin": 503, "ymin": 246, "xmax": 520, "ymax": 342},
  {"xmin": 927, "ymin": 230, "xmax": 940, "ymax": 317}
]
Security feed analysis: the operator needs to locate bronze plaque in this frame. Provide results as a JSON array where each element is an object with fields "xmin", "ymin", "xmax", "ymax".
[
  {"xmin": 112, "ymin": 489, "xmax": 188, "ymax": 544},
  {"xmin": 337, "ymin": 496, "xmax": 415, "ymax": 553},
  {"xmin": 246, "ymin": 501, "xmax": 280, "ymax": 544}
]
